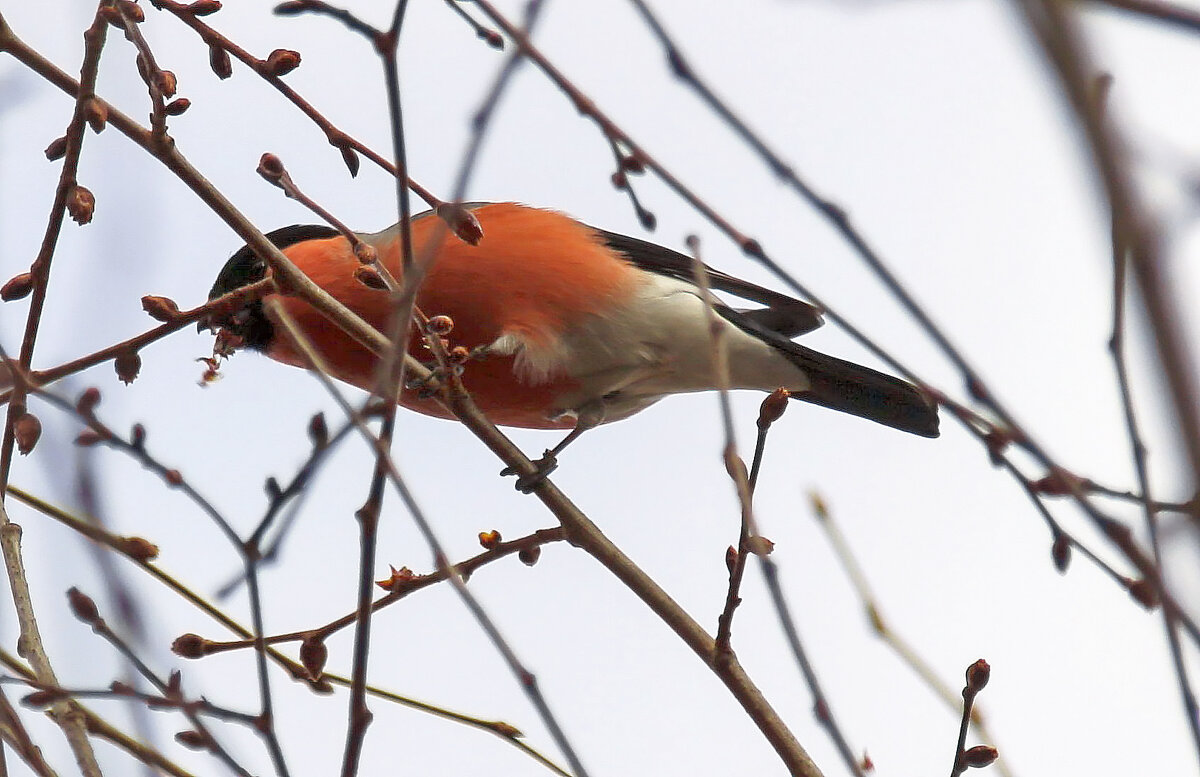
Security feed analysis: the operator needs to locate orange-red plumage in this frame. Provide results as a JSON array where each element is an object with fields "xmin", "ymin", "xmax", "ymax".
[{"xmin": 263, "ymin": 203, "xmax": 638, "ymax": 429}]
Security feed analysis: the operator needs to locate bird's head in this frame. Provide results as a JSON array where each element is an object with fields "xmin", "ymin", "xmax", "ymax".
[{"xmin": 201, "ymin": 224, "xmax": 340, "ymax": 351}]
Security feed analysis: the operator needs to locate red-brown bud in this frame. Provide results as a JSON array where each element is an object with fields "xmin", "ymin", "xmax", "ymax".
[
  {"xmin": 724, "ymin": 545, "xmax": 738, "ymax": 574},
  {"xmin": 142, "ymin": 295, "xmax": 180, "ymax": 322},
  {"xmin": 1051, "ymin": 533, "xmax": 1071, "ymax": 573},
  {"xmin": 67, "ymin": 185, "xmax": 95, "ymax": 225},
  {"xmin": 265, "ymin": 49, "xmax": 301, "ymax": 77},
  {"xmin": 518, "ymin": 545, "xmax": 541, "ymax": 566},
  {"xmin": 354, "ymin": 265, "xmax": 387, "ymax": 290},
  {"xmin": 171, "ymin": 633, "xmax": 211, "ymax": 658},
  {"xmin": 308, "ymin": 412, "xmax": 329, "ymax": 448},
  {"xmin": 77, "ymin": 386, "xmax": 102, "ymax": 416},
  {"xmin": 164, "ymin": 97, "xmax": 191, "ymax": 116},
  {"xmin": 164, "ymin": 469, "xmax": 184, "ymax": 487},
  {"xmin": 114, "ymin": 349, "xmax": 141, "ymax": 385},
  {"xmin": 492, "ymin": 721, "xmax": 522, "ymax": 738},
  {"xmin": 2, "ymin": 272, "xmax": 35, "ymax": 302},
  {"xmin": 130, "ymin": 423, "xmax": 146, "ymax": 449},
  {"xmin": 156, "ymin": 70, "xmax": 178, "ymax": 99},
  {"xmin": 300, "ymin": 636, "xmax": 327, "ymax": 680},
  {"xmin": 256, "ymin": 152, "xmax": 285, "ymax": 182},
  {"xmin": 209, "ymin": 44, "xmax": 233, "ymax": 79},
  {"xmin": 67, "ymin": 587, "xmax": 101, "ymax": 625},
  {"xmin": 187, "ymin": 0, "xmax": 222, "ymax": 15},
  {"xmin": 757, "ymin": 388, "xmax": 790, "ymax": 430},
  {"xmin": 340, "ymin": 145, "xmax": 360, "ymax": 177},
  {"xmin": 121, "ymin": 536, "xmax": 159, "ymax": 562},
  {"xmin": 44, "ymin": 135, "xmax": 69, "ymax": 160},
  {"xmin": 14, "ymin": 412, "xmax": 41, "ymax": 455},
  {"xmin": 175, "ymin": 730, "xmax": 211, "ymax": 751},
  {"xmin": 965, "ymin": 658, "xmax": 990, "ymax": 693},
  {"xmin": 962, "ymin": 745, "xmax": 998, "ymax": 769},
  {"xmin": 436, "ymin": 203, "xmax": 484, "ymax": 246}
]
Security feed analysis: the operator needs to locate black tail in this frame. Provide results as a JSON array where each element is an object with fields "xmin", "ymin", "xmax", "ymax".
[{"xmin": 779, "ymin": 343, "xmax": 939, "ymax": 438}]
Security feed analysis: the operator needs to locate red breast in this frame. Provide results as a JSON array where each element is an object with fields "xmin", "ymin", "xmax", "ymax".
[{"xmin": 263, "ymin": 203, "xmax": 641, "ymax": 429}]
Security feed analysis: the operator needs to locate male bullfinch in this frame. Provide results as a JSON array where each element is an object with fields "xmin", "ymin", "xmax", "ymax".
[{"xmin": 206, "ymin": 202, "xmax": 938, "ymax": 470}]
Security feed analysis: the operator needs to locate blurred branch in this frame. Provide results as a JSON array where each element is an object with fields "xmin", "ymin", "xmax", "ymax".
[
  {"xmin": 0, "ymin": 6, "xmax": 109, "ymax": 774},
  {"xmin": 1, "ymin": 647, "xmax": 197, "ymax": 777},
  {"xmin": 1015, "ymin": 0, "xmax": 1200, "ymax": 763},
  {"xmin": 6, "ymin": 483, "xmax": 570, "ymax": 773},
  {"xmin": 1084, "ymin": 0, "xmax": 1200, "ymax": 33},
  {"xmin": 33, "ymin": 386, "xmax": 291, "ymax": 774},
  {"xmin": 810, "ymin": 494, "xmax": 1014, "ymax": 777},
  {"xmin": 61, "ymin": 588, "xmax": 254, "ymax": 776},
  {"xmin": 267, "ymin": 297, "xmax": 592, "ymax": 777}
]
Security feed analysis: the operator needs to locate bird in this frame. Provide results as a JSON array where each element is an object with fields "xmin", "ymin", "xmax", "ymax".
[{"xmin": 205, "ymin": 202, "xmax": 938, "ymax": 487}]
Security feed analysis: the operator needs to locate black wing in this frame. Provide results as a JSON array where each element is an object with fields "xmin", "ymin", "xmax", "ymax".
[{"xmin": 597, "ymin": 229, "xmax": 824, "ymax": 338}]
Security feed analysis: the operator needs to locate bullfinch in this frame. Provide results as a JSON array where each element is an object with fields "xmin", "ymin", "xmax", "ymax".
[{"xmin": 205, "ymin": 202, "xmax": 938, "ymax": 474}]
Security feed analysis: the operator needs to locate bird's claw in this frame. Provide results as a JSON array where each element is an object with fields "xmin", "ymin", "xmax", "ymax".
[{"xmin": 500, "ymin": 451, "xmax": 559, "ymax": 493}]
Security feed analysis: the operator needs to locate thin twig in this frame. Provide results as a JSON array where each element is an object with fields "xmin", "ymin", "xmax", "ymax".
[
  {"xmin": 686, "ymin": 235, "xmax": 846, "ymax": 776},
  {"xmin": 810, "ymin": 494, "xmax": 1014, "ymax": 777},
  {"xmin": 950, "ymin": 660, "xmax": 998, "ymax": 776},
  {"xmin": 685, "ymin": 235, "xmax": 755, "ymax": 655},
  {"xmin": 0, "ymin": 682, "xmax": 59, "ymax": 777},
  {"xmin": 1108, "ymin": 177, "xmax": 1199, "ymax": 757},
  {"xmin": 1016, "ymin": 2, "xmax": 1200, "ymax": 761},
  {"xmin": 154, "ymin": 0, "xmax": 473, "ymax": 230},
  {"xmin": 0, "ymin": 6, "xmax": 109, "ymax": 774},
  {"xmin": 5, "ymin": 485, "xmax": 570, "ymax": 776},
  {"xmin": 31, "ymin": 387, "xmax": 291, "ymax": 775},
  {"xmin": 268, "ymin": 297, "xmax": 593, "ymax": 777},
  {"xmin": 62, "ymin": 588, "xmax": 254, "ymax": 776},
  {"xmin": 1, "ymin": 648, "xmax": 197, "ymax": 777}
]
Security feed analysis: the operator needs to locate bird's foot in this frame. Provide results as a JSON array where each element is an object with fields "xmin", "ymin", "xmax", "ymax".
[{"xmin": 500, "ymin": 451, "xmax": 559, "ymax": 493}]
